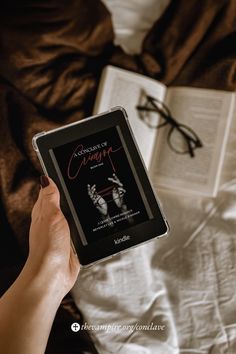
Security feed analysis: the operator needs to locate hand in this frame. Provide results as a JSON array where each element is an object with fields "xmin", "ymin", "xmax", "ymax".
[
  {"xmin": 87, "ymin": 184, "xmax": 108, "ymax": 216},
  {"xmin": 108, "ymin": 174, "xmax": 126, "ymax": 209},
  {"xmin": 27, "ymin": 176, "xmax": 80, "ymax": 300},
  {"xmin": 0, "ymin": 176, "xmax": 80, "ymax": 354}
]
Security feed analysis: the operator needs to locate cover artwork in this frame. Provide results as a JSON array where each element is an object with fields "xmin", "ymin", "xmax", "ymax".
[{"xmin": 50, "ymin": 126, "xmax": 149, "ymax": 245}]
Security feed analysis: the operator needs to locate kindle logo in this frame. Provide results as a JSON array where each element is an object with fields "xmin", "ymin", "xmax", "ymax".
[{"xmin": 114, "ymin": 235, "xmax": 131, "ymax": 245}]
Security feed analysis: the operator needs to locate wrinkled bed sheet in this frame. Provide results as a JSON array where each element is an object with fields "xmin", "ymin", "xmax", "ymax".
[
  {"xmin": 72, "ymin": 102, "xmax": 236, "ymax": 354},
  {"xmin": 0, "ymin": 0, "xmax": 235, "ymax": 353},
  {"xmin": 101, "ymin": 0, "xmax": 170, "ymax": 54},
  {"xmin": 72, "ymin": 2, "xmax": 236, "ymax": 353}
]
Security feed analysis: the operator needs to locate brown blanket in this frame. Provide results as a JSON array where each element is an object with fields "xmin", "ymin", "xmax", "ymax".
[{"xmin": 0, "ymin": 0, "xmax": 235, "ymax": 353}]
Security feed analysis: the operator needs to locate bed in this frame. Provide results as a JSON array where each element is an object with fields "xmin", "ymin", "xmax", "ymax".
[
  {"xmin": 72, "ymin": 109, "xmax": 236, "ymax": 353},
  {"xmin": 71, "ymin": 2, "xmax": 236, "ymax": 353},
  {"xmin": 0, "ymin": 1, "xmax": 236, "ymax": 353}
]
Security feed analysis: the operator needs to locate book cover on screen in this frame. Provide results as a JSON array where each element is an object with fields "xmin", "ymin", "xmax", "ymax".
[{"xmin": 49, "ymin": 126, "xmax": 149, "ymax": 245}]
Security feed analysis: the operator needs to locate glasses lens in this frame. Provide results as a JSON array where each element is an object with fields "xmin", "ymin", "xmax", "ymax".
[
  {"xmin": 136, "ymin": 93, "xmax": 203, "ymax": 158},
  {"xmin": 169, "ymin": 125, "xmax": 202, "ymax": 154},
  {"xmin": 137, "ymin": 93, "xmax": 165, "ymax": 129}
]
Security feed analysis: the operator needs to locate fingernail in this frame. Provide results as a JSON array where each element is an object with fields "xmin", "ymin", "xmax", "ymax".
[{"xmin": 40, "ymin": 175, "xmax": 49, "ymax": 188}]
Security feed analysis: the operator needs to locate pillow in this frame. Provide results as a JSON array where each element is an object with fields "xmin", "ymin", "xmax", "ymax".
[{"xmin": 102, "ymin": 0, "xmax": 171, "ymax": 54}]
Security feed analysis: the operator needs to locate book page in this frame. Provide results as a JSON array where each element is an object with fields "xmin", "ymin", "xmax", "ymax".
[
  {"xmin": 93, "ymin": 65, "xmax": 166, "ymax": 169},
  {"xmin": 151, "ymin": 87, "xmax": 235, "ymax": 196},
  {"xmin": 220, "ymin": 93, "xmax": 236, "ymax": 186}
]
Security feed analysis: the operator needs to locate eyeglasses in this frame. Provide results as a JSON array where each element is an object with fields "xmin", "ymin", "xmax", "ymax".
[{"xmin": 136, "ymin": 95, "xmax": 203, "ymax": 158}]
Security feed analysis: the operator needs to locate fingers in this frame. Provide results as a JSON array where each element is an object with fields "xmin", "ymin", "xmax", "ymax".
[
  {"xmin": 31, "ymin": 186, "xmax": 42, "ymax": 221},
  {"xmin": 40, "ymin": 176, "xmax": 60, "ymax": 209},
  {"xmin": 88, "ymin": 184, "xmax": 98, "ymax": 203},
  {"xmin": 118, "ymin": 187, "xmax": 126, "ymax": 194},
  {"xmin": 113, "ymin": 187, "xmax": 126, "ymax": 198},
  {"xmin": 88, "ymin": 184, "xmax": 96, "ymax": 196},
  {"xmin": 108, "ymin": 173, "xmax": 123, "ymax": 187},
  {"xmin": 31, "ymin": 176, "xmax": 61, "ymax": 223}
]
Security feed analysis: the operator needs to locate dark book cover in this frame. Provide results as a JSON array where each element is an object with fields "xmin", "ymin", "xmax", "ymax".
[{"xmin": 51, "ymin": 127, "xmax": 149, "ymax": 245}]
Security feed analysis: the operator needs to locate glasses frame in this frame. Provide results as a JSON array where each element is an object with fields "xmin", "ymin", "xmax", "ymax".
[{"xmin": 136, "ymin": 95, "xmax": 203, "ymax": 158}]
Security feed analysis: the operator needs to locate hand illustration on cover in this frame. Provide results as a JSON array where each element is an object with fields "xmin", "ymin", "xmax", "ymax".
[
  {"xmin": 108, "ymin": 173, "xmax": 127, "ymax": 211},
  {"xmin": 87, "ymin": 184, "xmax": 108, "ymax": 216},
  {"xmin": 88, "ymin": 174, "xmax": 133, "ymax": 227}
]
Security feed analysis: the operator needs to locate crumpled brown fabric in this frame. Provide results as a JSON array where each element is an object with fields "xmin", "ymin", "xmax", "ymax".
[{"xmin": 0, "ymin": 0, "xmax": 235, "ymax": 353}]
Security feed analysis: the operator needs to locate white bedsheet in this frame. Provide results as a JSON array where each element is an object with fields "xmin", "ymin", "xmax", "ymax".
[
  {"xmin": 71, "ymin": 2, "xmax": 236, "ymax": 352},
  {"xmin": 71, "ymin": 109, "xmax": 236, "ymax": 353},
  {"xmin": 101, "ymin": 0, "xmax": 170, "ymax": 54}
]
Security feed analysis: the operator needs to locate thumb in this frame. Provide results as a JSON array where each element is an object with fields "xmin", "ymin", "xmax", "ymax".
[{"xmin": 40, "ymin": 175, "xmax": 60, "ymax": 208}]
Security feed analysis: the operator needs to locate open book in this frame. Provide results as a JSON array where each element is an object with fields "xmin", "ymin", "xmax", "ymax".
[{"xmin": 93, "ymin": 66, "xmax": 235, "ymax": 197}]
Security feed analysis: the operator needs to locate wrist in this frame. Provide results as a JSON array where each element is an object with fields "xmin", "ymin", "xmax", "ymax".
[
  {"xmin": 21, "ymin": 259, "xmax": 65, "ymax": 305},
  {"xmin": 121, "ymin": 204, "xmax": 127, "ymax": 212}
]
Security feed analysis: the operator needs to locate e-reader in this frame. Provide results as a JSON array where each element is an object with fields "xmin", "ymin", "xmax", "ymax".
[{"xmin": 32, "ymin": 107, "xmax": 169, "ymax": 267}]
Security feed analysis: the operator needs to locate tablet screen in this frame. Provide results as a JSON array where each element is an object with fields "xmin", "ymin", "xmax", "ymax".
[{"xmin": 49, "ymin": 126, "xmax": 152, "ymax": 245}]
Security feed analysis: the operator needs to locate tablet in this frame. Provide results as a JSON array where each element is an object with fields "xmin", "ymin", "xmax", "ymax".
[{"xmin": 32, "ymin": 107, "xmax": 169, "ymax": 267}]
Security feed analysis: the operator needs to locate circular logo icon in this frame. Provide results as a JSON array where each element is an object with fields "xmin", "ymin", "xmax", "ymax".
[{"xmin": 71, "ymin": 322, "xmax": 80, "ymax": 332}]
